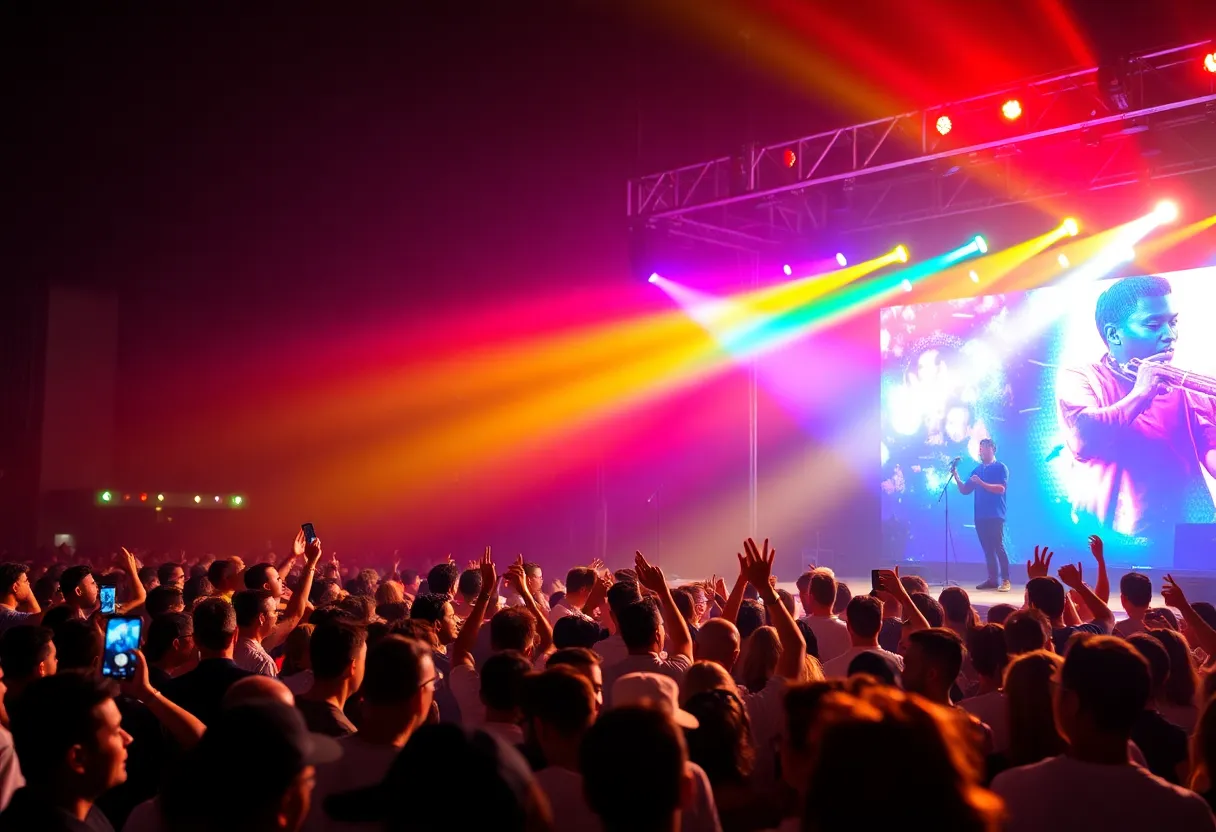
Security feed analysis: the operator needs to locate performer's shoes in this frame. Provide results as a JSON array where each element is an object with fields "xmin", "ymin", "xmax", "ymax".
[
  {"xmin": 997, "ymin": 580, "xmax": 1012, "ymax": 592},
  {"xmin": 976, "ymin": 580, "xmax": 997, "ymax": 590}
]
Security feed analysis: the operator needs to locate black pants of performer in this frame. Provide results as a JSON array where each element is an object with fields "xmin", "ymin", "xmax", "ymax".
[{"xmin": 975, "ymin": 517, "xmax": 1009, "ymax": 583}]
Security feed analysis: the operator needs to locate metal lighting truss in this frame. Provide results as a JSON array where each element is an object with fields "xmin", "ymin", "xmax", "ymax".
[{"xmin": 628, "ymin": 40, "xmax": 1216, "ymax": 249}]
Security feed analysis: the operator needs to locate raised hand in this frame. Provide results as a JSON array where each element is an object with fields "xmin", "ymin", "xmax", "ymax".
[
  {"xmin": 119, "ymin": 546, "xmax": 139, "ymax": 572},
  {"xmin": 1162, "ymin": 573, "xmax": 1187, "ymax": 610},
  {"xmin": 634, "ymin": 551, "xmax": 667, "ymax": 594},
  {"xmin": 1057, "ymin": 562, "xmax": 1083, "ymax": 590},
  {"xmin": 477, "ymin": 546, "xmax": 496, "ymax": 592},
  {"xmin": 876, "ymin": 566, "xmax": 903, "ymax": 598},
  {"xmin": 739, "ymin": 538, "xmax": 775, "ymax": 590},
  {"xmin": 466, "ymin": 559, "xmax": 480, "ymax": 572},
  {"xmin": 1088, "ymin": 535, "xmax": 1105, "ymax": 561},
  {"xmin": 305, "ymin": 536, "xmax": 324, "ymax": 567},
  {"xmin": 293, "ymin": 531, "xmax": 307, "ymax": 558},
  {"xmin": 589, "ymin": 557, "xmax": 606, "ymax": 574},
  {"xmin": 1027, "ymin": 545, "xmax": 1053, "ymax": 580},
  {"xmin": 118, "ymin": 649, "xmax": 153, "ymax": 700}
]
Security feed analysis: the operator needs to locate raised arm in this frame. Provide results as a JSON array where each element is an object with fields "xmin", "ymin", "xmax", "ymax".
[
  {"xmin": 506, "ymin": 555, "xmax": 553, "ymax": 656},
  {"xmin": 1088, "ymin": 535, "xmax": 1110, "ymax": 604},
  {"xmin": 951, "ymin": 466, "xmax": 975, "ymax": 495},
  {"xmin": 880, "ymin": 567, "xmax": 929, "ymax": 646},
  {"xmin": 741, "ymin": 538, "xmax": 805, "ymax": 679},
  {"xmin": 1162, "ymin": 575, "xmax": 1216, "ymax": 659},
  {"xmin": 265, "ymin": 534, "xmax": 323, "ymax": 652},
  {"xmin": 115, "ymin": 547, "xmax": 147, "ymax": 615},
  {"xmin": 1059, "ymin": 362, "xmax": 1170, "ymax": 458},
  {"xmin": 450, "ymin": 549, "xmax": 496, "ymax": 669},
  {"xmin": 635, "ymin": 551, "xmax": 692, "ymax": 663},
  {"xmin": 1058, "ymin": 562, "xmax": 1114, "ymax": 632},
  {"xmin": 122, "ymin": 650, "xmax": 205, "ymax": 749}
]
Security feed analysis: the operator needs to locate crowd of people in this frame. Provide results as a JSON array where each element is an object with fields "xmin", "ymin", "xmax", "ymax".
[{"xmin": 0, "ymin": 530, "xmax": 1215, "ymax": 831}]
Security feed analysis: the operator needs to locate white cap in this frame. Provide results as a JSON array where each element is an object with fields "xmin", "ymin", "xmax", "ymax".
[{"xmin": 611, "ymin": 672, "xmax": 699, "ymax": 729}]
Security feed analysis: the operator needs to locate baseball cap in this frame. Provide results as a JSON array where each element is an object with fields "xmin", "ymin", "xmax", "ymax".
[
  {"xmin": 611, "ymin": 672, "xmax": 699, "ymax": 729},
  {"xmin": 325, "ymin": 723, "xmax": 538, "ymax": 830}
]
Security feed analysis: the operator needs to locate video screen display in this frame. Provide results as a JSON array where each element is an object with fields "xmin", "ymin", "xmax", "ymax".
[{"xmin": 880, "ymin": 267, "xmax": 1216, "ymax": 570}]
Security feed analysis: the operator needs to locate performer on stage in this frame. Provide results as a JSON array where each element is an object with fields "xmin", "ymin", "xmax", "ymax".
[
  {"xmin": 952, "ymin": 438, "xmax": 1010, "ymax": 591},
  {"xmin": 1056, "ymin": 276, "xmax": 1216, "ymax": 541}
]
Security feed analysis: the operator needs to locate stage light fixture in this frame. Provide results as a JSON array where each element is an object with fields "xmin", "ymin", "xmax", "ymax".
[
  {"xmin": 936, "ymin": 115, "xmax": 952, "ymax": 136},
  {"xmin": 100, "ymin": 491, "xmax": 112, "ymax": 502},
  {"xmin": 1058, "ymin": 254, "xmax": 1070, "ymax": 268},
  {"xmin": 214, "ymin": 496, "xmax": 221, "ymax": 503},
  {"xmin": 782, "ymin": 264, "xmax": 793, "ymax": 276},
  {"xmin": 1001, "ymin": 99, "xmax": 1022, "ymax": 121},
  {"xmin": 894, "ymin": 245, "xmax": 909, "ymax": 263},
  {"xmin": 782, "ymin": 148, "xmax": 797, "ymax": 168},
  {"xmin": 648, "ymin": 273, "xmax": 660, "ymax": 284},
  {"xmin": 974, "ymin": 235, "xmax": 988, "ymax": 254},
  {"xmin": 835, "ymin": 253, "xmax": 848, "ymax": 267},
  {"xmin": 969, "ymin": 270, "xmax": 979, "ymax": 283},
  {"xmin": 1153, "ymin": 200, "xmax": 1179, "ymax": 223},
  {"xmin": 139, "ymin": 493, "xmax": 147, "ymax": 502},
  {"xmin": 1205, "ymin": 52, "xmax": 1216, "ymax": 74},
  {"xmin": 193, "ymin": 495, "xmax": 201, "ymax": 503},
  {"xmin": 231, "ymin": 496, "xmax": 243, "ymax": 506},
  {"xmin": 1062, "ymin": 218, "xmax": 1079, "ymax": 237},
  {"xmin": 157, "ymin": 494, "xmax": 164, "ymax": 502}
]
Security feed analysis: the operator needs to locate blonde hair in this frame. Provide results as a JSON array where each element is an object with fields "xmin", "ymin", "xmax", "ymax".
[
  {"xmin": 737, "ymin": 626, "xmax": 781, "ymax": 692},
  {"xmin": 681, "ymin": 660, "xmax": 739, "ymax": 705}
]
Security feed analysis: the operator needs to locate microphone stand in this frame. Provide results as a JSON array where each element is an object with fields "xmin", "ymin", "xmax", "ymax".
[{"xmin": 937, "ymin": 464, "xmax": 960, "ymax": 587}]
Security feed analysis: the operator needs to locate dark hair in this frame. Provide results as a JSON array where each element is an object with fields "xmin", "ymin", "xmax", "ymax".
[
  {"xmin": 938, "ymin": 587, "xmax": 972, "ymax": 624},
  {"xmin": 1120, "ymin": 572, "xmax": 1153, "ymax": 608},
  {"xmin": 796, "ymin": 571, "xmax": 814, "ymax": 594},
  {"xmin": 900, "ymin": 574, "xmax": 930, "ymax": 596},
  {"xmin": 490, "ymin": 607, "xmax": 537, "ymax": 653},
  {"xmin": 908, "ymin": 628, "xmax": 965, "ymax": 681},
  {"xmin": 426, "ymin": 563, "xmax": 460, "ymax": 596},
  {"xmin": 565, "ymin": 567, "xmax": 597, "ymax": 596},
  {"xmin": 400, "ymin": 569, "xmax": 419, "ymax": 585},
  {"xmin": 773, "ymin": 588, "xmax": 796, "ymax": 617},
  {"xmin": 1004, "ymin": 609, "xmax": 1051, "ymax": 655},
  {"xmin": 606, "ymin": 581, "xmax": 642, "ymax": 618},
  {"xmin": 1061, "ymin": 636, "xmax": 1150, "ymax": 736},
  {"xmin": 1095, "ymin": 275, "xmax": 1172, "ymax": 344},
  {"xmin": 618, "ymin": 599, "xmax": 661, "ymax": 651},
  {"xmin": 183, "ymin": 574, "xmax": 214, "ymax": 607},
  {"xmin": 783, "ymin": 680, "xmax": 849, "ymax": 754},
  {"xmin": 337, "ymin": 594, "xmax": 376, "ymax": 625},
  {"xmin": 613, "ymin": 568, "xmax": 636, "ymax": 584},
  {"xmin": 671, "ymin": 588, "xmax": 694, "ymax": 622},
  {"xmin": 59, "ymin": 564, "xmax": 93, "ymax": 597},
  {"xmin": 547, "ymin": 647, "xmax": 601, "ymax": 670},
  {"xmin": 848, "ymin": 651, "xmax": 901, "ymax": 686},
  {"xmin": 736, "ymin": 601, "xmax": 765, "ymax": 641},
  {"xmin": 206, "ymin": 559, "xmax": 239, "ymax": 590},
  {"xmin": 1192, "ymin": 602, "xmax": 1216, "ymax": 631},
  {"xmin": 553, "ymin": 615, "xmax": 603, "ymax": 650},
  {"xmin": 479, "ymin": 650, "xmax": 531, "ymax": 712},
  {"xmin": 1127, "ymin": 633, "xmax": 1170, "ymax": 691},
  {"xmin": 457, "ymin": 569, "xmax": 482, "ymax": 601},
  {"xmin": 157, "ymin": 562, "xmax": 184, "ymax": 585},
  {"xmin": 0, "ymin": 563, "xmax": 28, "ymax": 597},
  {"xmin": 967, "ymin": 624, "xmax": 1008, "ymax": 679},
  {"xmin": 243, "ymin": 563, "xmax": 276, "ymax": 591},
  {"xmin": 683, "ymin": 689, "xmax": 754, "ymax": 786},
  {"xmin": 233, "ymin": 589, "xmax": 275, "ymax": 628},
  {"xmin": 410, "ymin": 593, "xmax": 450, "ymax": 625},
  {"xmin": 523, "ymin": 562, "xmax": 542, "ymax": 579},
  {"xmin": 146, "ymin": 586, "xmax": 184, "ymax": 617},
  {"xmin": 808, "ymin": 571, "xmax": 837, "ymax": 608},
  {"xmin": 523, "ymin": 666, "xmax": 596, "ymax": 737},
  {"xmin": 310, "ymin": 622, "xmax": 368, "ymax": 681},
  {"xmin": 987, "ymin": 603, "xmax": 1017, "ymax": 625},
  {"xmin": 582, "ymin": 706, "xmax": 687, "ymax": 828},
  {"xmin": 910, "ymin": 593, "xmax": 945, "ymax": 628},
  {"xmin": 846, "ymin": 596, "xmax": 882, "ymax": 640},
  {"xmin": 549, "ymin": 591, "xmax": 566, "ymax": 609},
  {"xmin": 376, "ymin": 601, "xmax": 410, "ymax": 622},
  {"xmin": 833, "ymin": 583, "xmax": 852, "ymax": 615},
  {"xmin": 0, "ymin": 625, "xmax": 55, "ymax": 677},
  {"xmin": 362, "ymin": 635, "xmax": 431, "ymax": 706},
  {"xmin": 146, "ymin": 613, "xmax": 193, "ymax": 662},
  {"xmin": 1026, "ymin": 577, "xmax": 1066, "ymax": 619},
  {"xmin": 138, "ymin": 566, "xmax": 158, "ymax": 588},
  {"xmin": 10, "ymin": 673, "xmax": 118, "ymax": 784},
  {"xmin": 193, "ymin": 597, "xmax": 238, "ymax": 652},
  {"xmin": 53, "ymin": 618, "xmax": 103, "ymax": 671}
]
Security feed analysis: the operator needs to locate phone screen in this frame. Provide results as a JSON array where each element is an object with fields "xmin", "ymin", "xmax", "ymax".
[
  {"xmin": 102, "ymin": 616, "xmax": 142, "ymax": 680},
  {"xmin": 302, "ymin": 523, "xmax": 317, "ymax": 545},
  {"xmin": 99, "ymin": 585, "xmax": 116, "ymax": 615},
  {"xmin": 871, "ymin": 570, "xmax": 882, "ymax": 593}
]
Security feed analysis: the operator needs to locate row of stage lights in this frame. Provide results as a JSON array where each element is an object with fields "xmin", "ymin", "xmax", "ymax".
[
  {"xmin": 98, "ymin": 491, "xmax": 245, "ymax": 507},
  {"xmin": 776, "ymin": 53, "xmax": 1216, "ymax": 159}
]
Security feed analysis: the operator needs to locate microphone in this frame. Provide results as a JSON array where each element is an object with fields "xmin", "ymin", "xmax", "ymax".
[{"xmin": 948, "ymin": 456, "xmax": 961, "ymax": 469}]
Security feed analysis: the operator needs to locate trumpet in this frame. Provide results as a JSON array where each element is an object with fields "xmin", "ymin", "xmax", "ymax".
[{"xmin": 1115, "ymin": 357, "xmax": 1216, "ymax": 397}]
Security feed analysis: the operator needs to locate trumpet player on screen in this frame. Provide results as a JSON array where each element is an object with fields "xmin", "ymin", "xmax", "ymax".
[{"xmin": 1057, "ymin": 275, "xmax": 1216, "ymax": 539}]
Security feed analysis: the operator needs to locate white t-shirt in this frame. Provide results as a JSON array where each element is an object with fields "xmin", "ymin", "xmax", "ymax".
[
  {"xmin": 601, "ymin": 653, "xmax": 693, "ymax": 708},
  {"xmin": 991, "ymin": 755, "xmax": 1216, "ymax": 832},
  {"xmin": 302, "ymin": 735, "xmax": 400, "ymax": 832},
  {"xmin": 741, "ymin": 676, "xmax": 788, "ymax": 788},
  {"xmin": 449, "ymin": 663, "xmax": 485, "ymax": 727},
  {"xmin": 959, "ymin": 691, "xmax": 1009, "ymax": 754},
  {"xmin": 233, "ymin": 637, "xmax": 278, "ymax": 678},
  {"xmin": 799, "ymin": 616, "xmax": 851, "ymax": 663},
  {"xmin": 820, "ymin": 646, "xmax": 904, "ymax": 679},
  {"xmin": 0, "ymin": 724, "xmax": 23, "ymax": 812}
]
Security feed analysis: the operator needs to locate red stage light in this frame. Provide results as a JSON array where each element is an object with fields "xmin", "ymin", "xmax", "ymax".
[
  {"xmin": 782, "ymin": 148, "xmax": 797, "ymax": 168},
  {"xmin": 139, "ymin": 493, "xmax": 147, "ymax": 502},
  {"xmin": 936, "ymin": 115, "xmax": 952, "ymax": 136},
  {"xmin": 1205, "ymin": 53, "xmax": 1216, "ymax": 74},
  {"xmin": 1001, "ymin": 99, "xmax": 1023, "ymax": 121}
]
